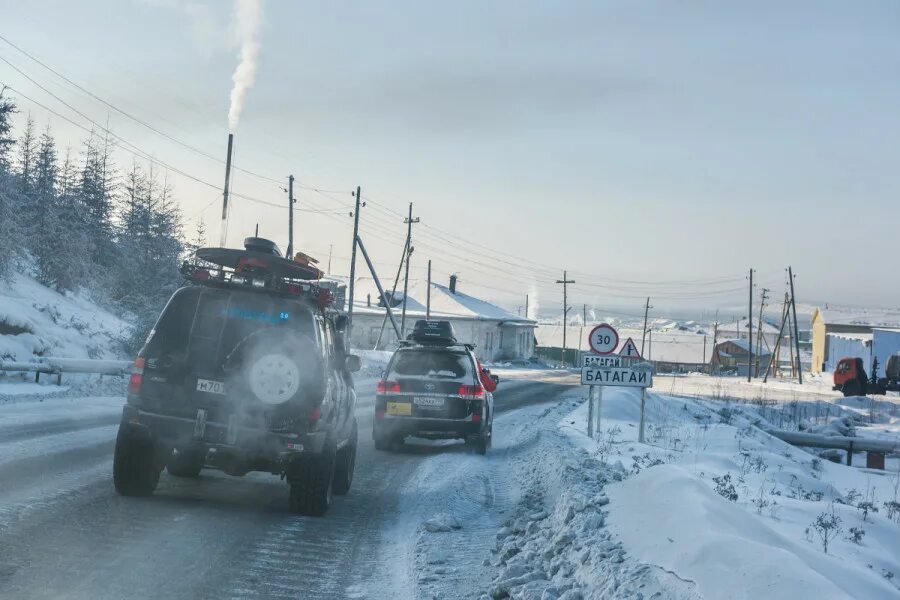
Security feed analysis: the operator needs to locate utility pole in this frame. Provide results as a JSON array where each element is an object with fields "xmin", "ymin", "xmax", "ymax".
[
  {"xmin": 347, "ymin": 186, "xmax": 362, "ymax": 328},
  {"xmin": 788, "ymin": 266, "xmax": 802, "ymax": 384},
  {"xmin": 703, "ymin": 334, "xmax": 707, "ymax": 364},
  {"xmin": 374, "ymin": 236, "xmax": 409, "ymax": 349},
  {"xmin": 556, "ymin": 271, "xmax": 576, "ymax": 366},
  {"xmin": 327, "ymin": 244, "xmax": 333, "ymax": 274},
  {"xmin": 640, "ymin": 297, "xmax": 652, "ymax": 356},
  {"xmin": 580, "ymin": 304, "xmax": 587, "ymax": 351},
  {"xmin": 525, "ymin": 295, "xmax": 529, "ymax": 319},
  {"xmin": 755, "ymin": 287, "xmax": 770, "ymax": 376},
  {"xmin": 747, "ymin": 268, "xmax": 754, "ymax": 382},
  {"xmin": 286, "ymin": 175, "xmax": 295, "ymax": 259},
  {"xmin": 426, "ymin": 259, "xmax": 432, "ymax": 319},
  {"xmin": 764, "ymin": 292, "xmax": 791, "ymax": 382},
  {"xmin": 400, "ymin": 203, "xmax": 419, "ymax": 338}
]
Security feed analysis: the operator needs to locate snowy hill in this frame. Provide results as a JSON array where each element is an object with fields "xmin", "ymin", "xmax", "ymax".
[{"xmin": 0, "ymin": 272, "xmax": 129, "ymax": 363}]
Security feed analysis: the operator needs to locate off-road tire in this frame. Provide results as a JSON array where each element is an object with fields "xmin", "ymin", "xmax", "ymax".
[
  {"xmin": 374, "ymin": 426, "xmax": 392, "ymax": 451},
  {"xmin": 842, "ymin": 380, "xmax": 861, "ymax": 397},
  {"xmin": 166, "ymin": 450, "xmax": 204, "ymax": 478},
  {"xmin": 333, "ymin": 422, "xmax": 358, "ymax": 495},
  {"xmin": 475, "ymin": 432, "xmax": 489, "ymax": 455},
  {"xmin": 288, "ymin": 453, "xmax": 335, "ymax": 516},
  {"xmin": 113, "ymin": 425, "xmax": 160, "ymax": 496}
]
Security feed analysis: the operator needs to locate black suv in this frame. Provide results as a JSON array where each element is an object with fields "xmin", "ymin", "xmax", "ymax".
[
  {"xmin": 113, "ymin": 238, "xmax": 359, "ymax": 516},
  {"xmin": 373, "ymin": 320, "xmax": 494, "ymax": 454}
]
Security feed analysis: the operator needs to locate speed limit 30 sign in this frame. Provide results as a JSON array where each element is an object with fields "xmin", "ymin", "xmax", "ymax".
[{"xmin": 588, "ymin": 323, "xmax": 619, "ymax": 355}]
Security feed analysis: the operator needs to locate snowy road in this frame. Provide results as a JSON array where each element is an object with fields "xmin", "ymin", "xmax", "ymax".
[{"xmin": 0, "ymin": 372, "xmax": 579, "ymax": 600}]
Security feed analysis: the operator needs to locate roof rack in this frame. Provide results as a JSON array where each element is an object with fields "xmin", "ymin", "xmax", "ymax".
[
  {"xmin": 398, "ymin": 339, "xmax": 476, "ymax": 351},
  {"xmin": 180, "ymin": 239, "xmax": 346, "ymax": 310}
]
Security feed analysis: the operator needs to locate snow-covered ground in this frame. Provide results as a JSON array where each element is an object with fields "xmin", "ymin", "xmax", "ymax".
[
  {"xmin": 537, "ymin": 386, "xmax": 900, "ymax": 599},
  {"xmin": 0, "ymin": 272, "xmax": 128, "ymax": 363}
]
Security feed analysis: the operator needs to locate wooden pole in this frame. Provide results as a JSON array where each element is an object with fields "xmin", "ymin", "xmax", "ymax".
[
  {"xmin": 748, "ymin": 268, "xmax": 754, "ymax": 382},
  {"xmin": 556, "ymin": 271, "xmax": 576, "ymax": 366},
  {"xmin": 641, "ymin": 297, "xmax": 651, "ymax": 355},
  {"xmin": 789, "ymin": 266, "xmax": 803, "ymax": 384},
  {"xmin": 347, "ymin": 186, "xmax": 361, "ymax": 329},
  {"xmin": 374, "ymin": 236, "xmax": 409, "ymax": 349},
  {"xmin": 426, "ymin": 259, "xmax": 432, "ymax": 319},
  {"xmin": 755, "ymin": 287, "xmax": 769, "ymax": 376},
  {"xmin": 764, "ymin": 293, "xmax": 790, "ymax": 382},
  {"xmin": 400, "ymin": 203, "xmax": 419, "ymax": 338},
  {"xmin": 286, "ymin": 175, "xmax": 295, "ymax": 258}
]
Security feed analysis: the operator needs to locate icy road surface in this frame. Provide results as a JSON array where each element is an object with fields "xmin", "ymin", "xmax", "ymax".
[{"xmin": 0, "ymin": 371, "xmax": 578, "ymax": 600}]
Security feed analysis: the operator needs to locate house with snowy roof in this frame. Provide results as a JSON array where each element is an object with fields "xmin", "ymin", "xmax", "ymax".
[
  {"xmin": 710, "ymin": 338, "xmax": 772, "ymax": 376},
  {"xmin": 346, "ymin": 275, "xmax": 537, "ymax": 362}
]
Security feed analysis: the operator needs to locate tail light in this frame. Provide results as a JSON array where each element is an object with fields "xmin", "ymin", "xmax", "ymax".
[
  {"xmin": 191, "ymin": 269, "xmax": 210, "ymax": 281},
  {"xmin": 376, "ymin": 380, "xmax": 401, "ymax": 394},
  {"xmin": 285, "ymin": 283, "xmax": 303, "ymax": 295},
  {"xmin": 472, "ymin": 413, "xmax": 482, "ymax": 423},
  {"xmin": 308, "ymin": 406, "xmax": 322, "ymax": 422},
  {"xmin": 458, "ymin": 384, "xmax": 484, "ymax": 399},
  {"xmin": 128, "ymin": 357, "xmax": 145, "ymax": 395}
]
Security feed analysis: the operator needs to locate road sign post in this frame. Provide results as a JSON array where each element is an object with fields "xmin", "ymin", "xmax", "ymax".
[
  {"xmin": 587, "ymin": 386, "xmax": 595, "ymax": 438},
  {"xmin": 582, "ymin": 323, "xmax": 653, "ymax": 441}
]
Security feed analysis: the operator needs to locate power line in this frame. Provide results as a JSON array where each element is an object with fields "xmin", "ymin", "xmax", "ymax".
[{"xmin": 0, "ymin": 35, "xmax": 348, "ymax": 194}]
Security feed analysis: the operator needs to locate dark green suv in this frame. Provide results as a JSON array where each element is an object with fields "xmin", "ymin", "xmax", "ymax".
[{"xmin": 113, "ymin": 239, "xmax": 359, "ymax": 516}]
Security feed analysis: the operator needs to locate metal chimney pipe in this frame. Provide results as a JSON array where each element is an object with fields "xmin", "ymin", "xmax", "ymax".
[{"xmin": 219, "ymin": 133, "xmax": 234, "ymax": 247}]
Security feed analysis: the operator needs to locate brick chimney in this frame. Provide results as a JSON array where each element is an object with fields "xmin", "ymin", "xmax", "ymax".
[{"xmin": 449, "ymin": 274, "xmax": 458, "ymax": 294}]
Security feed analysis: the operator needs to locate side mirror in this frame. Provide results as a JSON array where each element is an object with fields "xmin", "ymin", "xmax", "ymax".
[
  {"xmin": 334, "ymin": 314, "xmax": 349, "ymax": 332},
  {"xmin": 346, "ymin": 354, "xmax": 361, "ymax": 373},
  {"xmin": 490, "ymin": 374, "xmax": 500, "ymax": 385}
]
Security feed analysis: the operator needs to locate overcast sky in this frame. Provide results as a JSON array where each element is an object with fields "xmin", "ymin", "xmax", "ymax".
[{"xmin": 2, "ymin": 1, "xmax": 899, "ymax": 318}]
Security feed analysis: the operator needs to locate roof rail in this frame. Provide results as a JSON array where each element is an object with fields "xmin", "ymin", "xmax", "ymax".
[{"xmin": 398, "ymin": 340, "xmax": 477, "ymax": 351}]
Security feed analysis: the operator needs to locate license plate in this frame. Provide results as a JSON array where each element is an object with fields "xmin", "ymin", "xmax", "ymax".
[
  {"xmin": 196, "ymin": 378, "xmax": 226, "ymax": 395},
  {"xmin": 413, "ymin": 396, "xmax": 445, "ymax": 408},
  {"xmin": 386, "ymin": 402, "xmax": 412, "ymax": 416}
]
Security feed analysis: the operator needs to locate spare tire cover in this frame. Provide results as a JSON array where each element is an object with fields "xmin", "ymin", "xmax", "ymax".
[{"xmin": 227, "ymin": 330, "xmax": 326, "ymax": 408}]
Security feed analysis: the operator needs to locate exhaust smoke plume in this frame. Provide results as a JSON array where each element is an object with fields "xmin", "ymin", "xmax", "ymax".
[{"xmin": 227, "ymin": 0, "xmax": 263, "ymax": 131}]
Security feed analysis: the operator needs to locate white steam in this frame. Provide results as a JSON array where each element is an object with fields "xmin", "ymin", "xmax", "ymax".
[
  {"xmin": 528, "ymin": 284, "xmax": 540, "ymax": 321},
  {"xmin": 227, "ymin": 0, "xmax": 263, "ymax": 131}
]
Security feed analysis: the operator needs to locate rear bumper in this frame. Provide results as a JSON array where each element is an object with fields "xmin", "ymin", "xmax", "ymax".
[
  {"xmin": 120, "ymin": 404, "xmax": 328, "ymax": 462},
  {"xmin": 373, "ymin": 414, "xmax": 486, "ymax": 439}
]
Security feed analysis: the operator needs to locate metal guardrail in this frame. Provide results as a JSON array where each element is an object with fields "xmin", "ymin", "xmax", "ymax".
[
  {"xmin": 0, "ymin": 358, "xmax": 131, "ymax": 384},
  {"xmin": 766, "ymin": 428, "xmax": 900, "ymax": 467}
]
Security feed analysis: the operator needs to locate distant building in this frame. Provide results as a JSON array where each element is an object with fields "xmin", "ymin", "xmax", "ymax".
[
  {"xmin": 346, "ymin": 275, "xmax": 537, "ymax": 362},
  {"xmin": 810, "ymin": 307, "xmax": 900, "ymax": 373},
  {"xmin": 711, "ymin": 338, "xmax": 772, "ymax": 376}
]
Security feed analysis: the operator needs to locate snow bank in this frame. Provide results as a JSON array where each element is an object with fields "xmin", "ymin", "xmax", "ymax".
[
  {"xmin": 609, "ymin": 464, "xmax": 887, "ymax": 599},
  {"xmin": 555, "ymin": 386, "xmax": 900, "ymax": 598},
  {"xmin": 0, "ymin": 272, "xmax": 128, "ymax": 363}
]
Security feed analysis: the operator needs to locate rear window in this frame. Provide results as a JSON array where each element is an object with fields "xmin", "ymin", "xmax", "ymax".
[
  {"xmin": 389, "ymin": 350, "xmax": 473, "ymax": 379},
  {"xmin": 215, "ymin": 293, "xmax": 315, "ymax": 355},
  {"xmin": 144, "ymin": 286, "xmax": 316, "ymax": 368}
]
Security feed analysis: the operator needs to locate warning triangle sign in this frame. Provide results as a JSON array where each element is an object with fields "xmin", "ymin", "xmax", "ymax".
[{"xmin": 618, "ymin": 337, "xmax": 642, "ymax": 359}]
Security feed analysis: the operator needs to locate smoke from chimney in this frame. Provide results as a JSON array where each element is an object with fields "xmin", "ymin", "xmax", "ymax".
[{"xmin": 227, "ymin": 0, "xmax": 263, "ymax": 131}]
